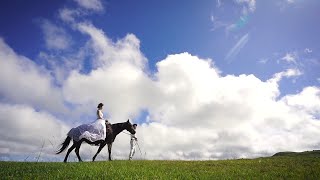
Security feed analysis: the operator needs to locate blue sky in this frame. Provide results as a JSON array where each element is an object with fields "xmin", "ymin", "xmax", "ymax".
[
  {"xmin": 1, "ymin": 0, "xmax": 319, "ymax": 95},
  {"xmin": 0, "ymin": 0, "xmax": 319, "ymax": 161}
]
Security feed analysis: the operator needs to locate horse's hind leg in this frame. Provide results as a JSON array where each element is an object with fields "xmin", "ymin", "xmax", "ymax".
[
  {"xmin": 92, "ymin": 141, "xmax": 106, "ymax": 162},
  {"xmin": 75, "ymin": 140, "xmax": 83, "ymax": 162},
  {"xmin": 64, "ymin": 142, "xmax": 76, "ymax": 163}
]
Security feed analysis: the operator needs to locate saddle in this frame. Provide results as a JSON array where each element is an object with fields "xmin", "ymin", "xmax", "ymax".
[{"xmin": 105, "ymin": 121, "xmax": 113, "ymax": 142}]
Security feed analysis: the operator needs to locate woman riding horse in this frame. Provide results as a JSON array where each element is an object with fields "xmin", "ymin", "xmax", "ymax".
[{"xmin": 56, "ymin": 103, "xmax": 136, "ymax": 162}]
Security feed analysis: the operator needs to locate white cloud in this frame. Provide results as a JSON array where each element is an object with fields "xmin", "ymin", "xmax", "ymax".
[
  {"xmin": 282, "ymin": 86, "xmax": 320, "ymax": 116},
  {"xmin": 62, "ymin": 23, "xmax": 151, "ymax": 122},
  {"xmin": 76, "ymin": 22, "xmax": 147, "ymax": 69},
  {"xmin": 225, "ymin": 33, "xmax": 249, "ymax": 61},
  {"xmin": 74, "ymin": 0, "xmax": 104, "ymax": 12},
  {"xmin": 0, "ymin": 38, "xmax": 67, "ymax": 114},
  {"xmin": 277, "ymin": 68, "xmax": 302, "ymax": 78},
  {"xmin": 58, "ymin": 8, "xmax": 81, "ymax": 23},
  {"xmin": 37, "ymin": 51, "xmax": 83, "ymax": 85},
  {"xmin": 62, "ymin": 47, "xmax": 319, "ymax": 160},
  {"xmin": 1, "ymin": 15, "xmax": 320, "ymax": 161},
  {"xmin": 284, "ymin": 68, "xmax": 302, "ymax": 77},
  {"xmin": 235, "ymin": 0, "xmax": 256, "ymax": 13},
  {"xmin": 281, "ymin": 52, "xmax": 297, "ymax": 64},
  {"xmin": 269, "ymin": 68, "xmax": 302, "ymax": 86},
  {"xmin": 40, "ymin": 20, "xmax": 71, "ymax": 50},
  {"xmin": 137, "ymin": 55, "xmax": 318, "ymax": 159},
  {"xmin": 0, "ymin": 103, "xmax": 69, "ymax": 161},
  {"xmin": 304, "ymin": 48, "xmax": 312, "ymax": 54}
]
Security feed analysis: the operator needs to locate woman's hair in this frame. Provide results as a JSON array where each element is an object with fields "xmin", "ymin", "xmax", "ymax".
[{"xmin": 97, "ymin": 103, "xmax": 104, "ymax": 108}]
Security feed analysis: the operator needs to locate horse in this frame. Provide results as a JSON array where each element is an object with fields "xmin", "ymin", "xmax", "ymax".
[{"xmin": 56, "ymin": 120, "xmax": 136, "ymax": 162}]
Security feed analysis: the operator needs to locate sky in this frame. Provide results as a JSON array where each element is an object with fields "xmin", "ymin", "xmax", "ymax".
[{"xmin": 0, "ymin": 0, "xmax": 319, "ymax": 161}]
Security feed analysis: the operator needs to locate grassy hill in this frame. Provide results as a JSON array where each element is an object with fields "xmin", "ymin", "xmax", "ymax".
[
  {"xmin": 273, "ymin": 150, "xmax": 320, "ymax": 157},
  {"xmin": 1, "ymin": 154, "xmax": 320, "ymax": 179}
]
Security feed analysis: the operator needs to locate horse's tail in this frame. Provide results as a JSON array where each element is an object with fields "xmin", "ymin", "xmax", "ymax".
[{"xmin": 56, "ymin": 136, "xmax": 71, "ymax": 154}]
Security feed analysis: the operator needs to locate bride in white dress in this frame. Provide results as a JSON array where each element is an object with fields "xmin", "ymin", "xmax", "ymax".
[{"xmin": 68, "ymin": 103, "xmax": 107, "ymax": 143}]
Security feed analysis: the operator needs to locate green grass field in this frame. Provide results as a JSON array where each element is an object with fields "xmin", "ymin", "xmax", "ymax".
[{"xmin": 1, "ymin": 155, "xmax": 320, "ymax": 179}]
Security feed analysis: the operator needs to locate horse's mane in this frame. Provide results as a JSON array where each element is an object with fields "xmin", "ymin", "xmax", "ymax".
[
  {"xmin": 111, "ymin": 121, "xmax": 128, "ymax": 128},
  {"xmin": 112, "ymin": 122, "xmax": 126, "ymax": 126}
]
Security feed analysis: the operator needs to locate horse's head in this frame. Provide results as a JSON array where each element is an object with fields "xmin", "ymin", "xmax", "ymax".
[{"xmin": 125, "ymin": 119, "xmax": 136, "ymax": 134}]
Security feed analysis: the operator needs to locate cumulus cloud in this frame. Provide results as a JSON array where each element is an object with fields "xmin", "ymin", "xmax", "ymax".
[
  {"xmin": 3, "ymin": 19, "xmax": 320, "ymax": 161},
  {"xmin": 58, "ymin": 8, "xmax": 81, "ymax": 23},
  {"xmin": 76, "ymin": 22, "xmax": 147, "ymax": 69},
  {"xmin": 2, "ymin": 21, "xmax": 320, "ymax": 161},
  {"xmin": 74, "ymin": 0, "xmax": 104, "ymax": 12},
  {"xmin": 282, "ymin": 86, "xmax": 320, "ymax": 116},
  {"xmin": 61, "ymin": 22, "xmax": 150, "ymax": 122},
  {"xmin": 40, "ymin": 20, "xmax": 71, "ymax": 50},
  {"xmin": 0, "ymin": 38, "xmax": 72, "ymax": 161},
  {"xmin": 0, "ymin": 38, "xmax": 67, "ymax": 114},
  {"xmin": 37, "ymin": 50, "xmax": 86, "ymax": 86},
  {"xmin": 0, "ymin": 103, "xmax": 69, "ymax": 161},
  {"xmin": 62, "ymin": 47, "xmax": 319, "ymax": 160},
  {"xmin": 1, "ymin": 3, "xmax": 320, "ymax": 161},
  {"xmin": 135, "ymin": 54, "xmax": 318, "ymax": 159},
  {"xmin": 271, "ymin": 68, "xmax": 302, "ymax": 83}
]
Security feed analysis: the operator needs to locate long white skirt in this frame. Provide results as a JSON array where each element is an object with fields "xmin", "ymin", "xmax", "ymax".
[{"xmin": 68, "ymin": 119, "xmax": 106, "ymax": 142}]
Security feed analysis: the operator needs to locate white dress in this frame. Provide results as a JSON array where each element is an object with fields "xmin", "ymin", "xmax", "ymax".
[{"xmin": 68, "ymin": 110, "xmax": 107, "ymax": 142}]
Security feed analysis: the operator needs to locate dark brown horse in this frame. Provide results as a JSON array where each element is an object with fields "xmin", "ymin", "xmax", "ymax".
[{"xmin": 56, "ymin": 120, "xmax": 136, "ymax": 162}]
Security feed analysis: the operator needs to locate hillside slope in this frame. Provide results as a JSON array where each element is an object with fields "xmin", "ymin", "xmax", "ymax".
[{"xmin": 273, "ymin": 150, "xmax": 320, "ymax": 157}]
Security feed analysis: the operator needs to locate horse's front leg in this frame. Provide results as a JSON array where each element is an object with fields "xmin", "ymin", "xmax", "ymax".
[
  {"xmin": 92, "ymin": 141, "xmax": 106, "ymax": 162},
  {"xmin": 108, "ymin": 143, "xmax": 113, "ymax": 161}
]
